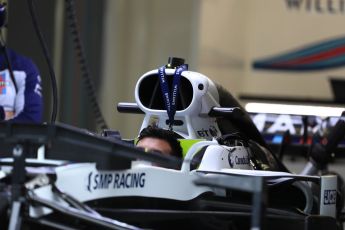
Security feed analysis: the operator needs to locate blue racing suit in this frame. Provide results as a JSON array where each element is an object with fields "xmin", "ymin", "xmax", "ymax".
[{"xmin": 0, "ymin": 48, "xmax": 43, "ymax": 123}]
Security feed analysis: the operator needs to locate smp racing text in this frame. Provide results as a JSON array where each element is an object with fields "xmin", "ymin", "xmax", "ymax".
[{"xmin": 87, "ymin": 172, "xmax": 146, "ymax": 192}]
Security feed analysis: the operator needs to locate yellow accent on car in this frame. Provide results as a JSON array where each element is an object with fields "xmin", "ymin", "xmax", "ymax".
[{"xmin": 179, "ymin": 139, "xmax": 205, "ymax": 157}]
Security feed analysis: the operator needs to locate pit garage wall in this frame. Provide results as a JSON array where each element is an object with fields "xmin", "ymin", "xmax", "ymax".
[
  {"xmin": 197, "ymin": 0, "xmax": 247, "ymax": 96},
  {"xmin": 198, "ymin": 0, "xmax": 345, "ymax": 101},
  {"xmin": 100, "ymin": 0, "xmax": 200, "ymax": 138}
]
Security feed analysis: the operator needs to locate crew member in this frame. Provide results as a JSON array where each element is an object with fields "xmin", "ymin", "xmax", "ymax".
[{"xmin": 0, "ymin": 48, "xmax": 43, "ymax": 122}]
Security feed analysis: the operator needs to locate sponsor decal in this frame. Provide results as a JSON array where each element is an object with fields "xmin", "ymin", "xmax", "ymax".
[
  {"xmin": 197, "ymin": 126, "xmax": 219, "ymax": 138},
  {"xmin": 87, "ymin": 172, "xmax": 146, "ymax": 192},
  {"xmin": 228, "ymin": 148, "xmax": 236, "ymax": 168},
  {"xmin": 34, "ymin": 75, "xmax": 42, "ymax": 97},
  {"xmin": 197, "ymin": 128, "xmax": 211, "ymax": 137},
  {"xmin": 148, "ymin": 116, "xmax": 159, "ymax": 127},
  {"xmin": 250, "ymin": 113, "xmax": 345, "ymax": 145},
  {"xmin": 235, "ymin": 155, "xmax": 250, "ymax": 165},
  {"xmin": 253, "ymin": 36, "xmax": 345, "ymax": 71},
  {"xmin": 0, "ymin": 73, "xmax": 7, "ymax": 94},
  {"xmin": 285, "ymin": 0, "xmax": 345, "ymax": 14},
  {"xmin": 228, "ymin": 148, "xmax": 250, "ymax": 168},
  {"xmin": 209, "ymin": 125, "xmax": 219, "ymax": 137},
  {"xmin": 250, "ymin": 113, "xmax": 338, "ymax": 136},
  {"xmin": 324, "ymin": 189, "xmax": 337, "ymax": 205}
]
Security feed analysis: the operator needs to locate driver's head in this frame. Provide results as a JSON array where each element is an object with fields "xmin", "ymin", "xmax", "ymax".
[{"xmin": 137, "ymin": 126, "xmax": 183, "ymax": 158}]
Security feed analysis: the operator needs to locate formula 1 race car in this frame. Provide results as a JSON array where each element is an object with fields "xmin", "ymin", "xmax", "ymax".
[{"xmin": 0, "ymin": 58, "xmax": 344, "ymax": 230}]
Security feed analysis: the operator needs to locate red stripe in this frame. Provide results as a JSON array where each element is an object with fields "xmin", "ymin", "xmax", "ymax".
[{"xmin": 274, "ymin": 45, "xmax": 345, "ymax": 66}]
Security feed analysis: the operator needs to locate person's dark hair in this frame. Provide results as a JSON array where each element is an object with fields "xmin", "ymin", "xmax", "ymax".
[{"xmin": 137, "ymin": 126, "xmax": 183, "ymax": 158}]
